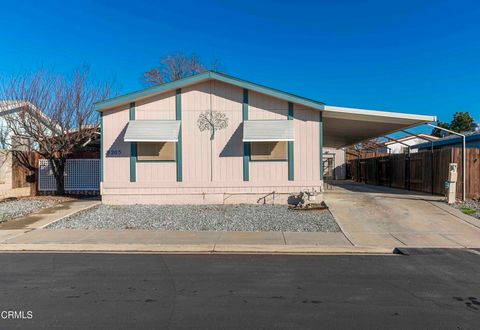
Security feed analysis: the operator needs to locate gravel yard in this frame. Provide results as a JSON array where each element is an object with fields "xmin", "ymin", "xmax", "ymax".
[
  {"xmin": 48, "ymin": 204, "xmax": 340, "ymax": 232},
  {"xmin": 0, "ymin": 197, "xmax": 70, "ymax": 223},
  {"xmin": 454, "ymin": 200, "xmax": 480, "ymax": 220}
]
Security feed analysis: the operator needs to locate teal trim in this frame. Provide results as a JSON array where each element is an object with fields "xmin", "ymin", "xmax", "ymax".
[
  {"xmin": 243, "ymin": 88, "xmax": 249, "ymax": 120},
  {"xmin": 130, "ymin": 143, "xmax": 137, "ymax": 182},
  {"xmin": 288, "ymin": 102, "xmax": 294, "ymax": 181},
  {"xmin": 243, "ymin": 89, "xmax": 250, "ymax": 181},
  {"xmin": 94, "ymin": 71, "xmax": 326, "ymax": 112},
  {"xmin": 288, "ymin": 141, "xmax": 294, "ymax": 180},
  {"xmin": 137, "ymin": 160, "xmax": 176, "ymax": 163},
  {"xmin": 176, "ymin": 88, "xmax": 183, "ymax": 182},
  {"xmin": 100, "ymin": 113, "xmax": 104, "ymax": 182},
  {"xmin": 250, "ymin": 159, "xmax": 288, "ymax": 162},
  {"xmin": 243, "ymin": 143, "xmax": 250, "ymax": 181},
  {"xmin": 129, "ymin": 102, "xmax": 136, "ymax": 182},
  {"xmin": 129, "ymin": 102, "xmax": 135, "ymax": 120},
  {"xmin": 319, "ymin": 112, "xmax": 324, "ymax": 180},
  {"xmin": 288, "ymin": 102, "xmax": 294, "ymax": 120},
  {"xmin": 175, "ymin": 89, "xmax": 182, "ymax": 120}
]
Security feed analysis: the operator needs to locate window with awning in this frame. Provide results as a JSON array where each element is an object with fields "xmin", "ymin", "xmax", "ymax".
[
  {"xmin": 242, "ymin": 120, "xmax": 294, "ymax": 142},
  {"xmin": 243, "ymin": 120, "xmax": 293, "ymax": 161},
  {"xmin": 124, "ymin": 120, "xmax": 180, "ymax": 142},
  {"xmin": 124, "ymin": 120, "xmax": 180, "ymax": 162}
]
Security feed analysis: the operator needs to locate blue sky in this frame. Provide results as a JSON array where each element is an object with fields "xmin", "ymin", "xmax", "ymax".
[{"xmin": 1, "ymin": 0, "xmax": 479, "ymax": 132}]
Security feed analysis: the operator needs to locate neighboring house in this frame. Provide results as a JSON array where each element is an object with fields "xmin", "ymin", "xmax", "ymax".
[
  {"xmin": 0, "ymin": 101, "xmax": 37, "ymax": 198},
  {"xmin": 95, "ymin": 71, "xmax": 435, "ymax": 204},
  {"xmin": 414, "ymin": 131, "xmax": 480, "ymax": 151},
  {"xmin": 384, "ymin": 134, "xmax": 438, "ymax": 154},
  {"xmin": 0, "ymin": 101, "xmax": 31, "ymax": 149}
]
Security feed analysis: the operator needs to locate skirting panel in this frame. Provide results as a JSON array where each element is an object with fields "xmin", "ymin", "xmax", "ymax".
[{"xmin": 101, "ymin": 192, "xmax": 321, "ymax": 205}]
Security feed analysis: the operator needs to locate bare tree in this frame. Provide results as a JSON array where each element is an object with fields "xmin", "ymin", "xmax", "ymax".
[
  {"xmin": 0, "ymin": 67, "xmax": 114, "ymax": 195},
  {"xmin": 143, "ymin": 53, "xmax": 219, "ymax": 85}
]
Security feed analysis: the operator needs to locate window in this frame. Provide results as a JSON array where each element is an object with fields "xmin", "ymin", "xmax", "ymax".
[
  {"xmin": 137, "ymin": 142, "xmax": 176, "ymax": 161},
  {"xmin": 250, "ymin": 141, "xmax": 288, "ymax": 161}
]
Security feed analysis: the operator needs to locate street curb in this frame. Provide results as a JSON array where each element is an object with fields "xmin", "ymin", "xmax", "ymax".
[{"xmin": 0, "ymin": 243, "xmax": 396, "ymax": 255}]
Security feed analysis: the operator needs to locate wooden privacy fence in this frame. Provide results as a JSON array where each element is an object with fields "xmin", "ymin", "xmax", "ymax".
[{"xmin": 348, "ymin": 148, "xmax": 480, "ymax": 199}]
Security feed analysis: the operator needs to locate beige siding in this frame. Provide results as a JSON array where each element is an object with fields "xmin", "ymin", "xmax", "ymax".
[
  {"xmin": 249, "ymin": 91, "xmax": 288, "ymax": 120},
  {"xmin": 136, "ymin": 162, "xmax": 177, "ymax": 183},
  {"xmin": 136, "ymin": 91, "xmax": 176, "ymax": 120},
  {"xmin": 182, "ymin": 81, "xmax": 212, "ymax": 182},
  {"xmin": 103, "ymin": 106, "xmax": 130, "ymax": 184},
  {"xmin": 295, "ymin": 106, "xmax": 321, "ymax": 182},
  {"xmin": 211, "ymin": 80, "xmax": 244, "ymax": 183}
]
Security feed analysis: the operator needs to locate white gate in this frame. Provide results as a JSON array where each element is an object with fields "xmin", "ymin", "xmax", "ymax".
[{"xmin": 38, "ymin": 159, "xmax": 100, "ymax": 193}]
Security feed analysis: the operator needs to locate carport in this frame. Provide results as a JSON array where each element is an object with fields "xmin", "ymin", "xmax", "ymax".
[
  {"xmin": 322, "ymin": 105, "xmax": 436, "ymax": 148},
  {"xmin": 320, "ymin": 105, "xmax": 436, "ymax": 185},
  {"xmin": 336, "ymin": 111, "xmax": 468, "ymax": 200}
]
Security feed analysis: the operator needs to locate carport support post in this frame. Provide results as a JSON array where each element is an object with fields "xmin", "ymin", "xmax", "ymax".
[{"xmin": 431, "ymin": 141, "xmax": 434, "ymax": 195}]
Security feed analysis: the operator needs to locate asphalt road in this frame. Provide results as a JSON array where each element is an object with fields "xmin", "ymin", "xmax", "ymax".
[{"xmin": 0, "ymin": 250, "xmax": 479, "ymax": 329}]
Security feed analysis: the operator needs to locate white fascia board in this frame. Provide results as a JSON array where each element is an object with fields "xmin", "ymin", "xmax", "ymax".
[
  {"xmin": 124, "ymin": 138, "xmax": 178, "ymax": 142},
  {"xmin": 323, "ymin": 105, "xmax": 437, "ymax": 123},
  {"xmin": 242, "ymin": 138, "xmax": 295, "ymax": 142}
]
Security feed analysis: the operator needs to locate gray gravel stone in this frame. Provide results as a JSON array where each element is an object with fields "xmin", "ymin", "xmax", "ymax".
[
  {"xmin": 453, "ymin": 200, "xmax": 480, "ymax": 220},
  {"xmin": 0, "ymin": 199, "xmax": 56, "ymax": 223},
  {"xmin": 48, "ymin": 204, "xmax": 340, "ymax": 232}
]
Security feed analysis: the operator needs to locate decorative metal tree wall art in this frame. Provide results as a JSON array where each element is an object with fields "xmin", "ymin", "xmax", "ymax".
[{"xmin": 197, "ymin": 111, "xmax": 229, "ymax": 140}]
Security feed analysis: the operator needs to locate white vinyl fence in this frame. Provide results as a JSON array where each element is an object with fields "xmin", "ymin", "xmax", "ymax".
[{"xmin": 38, "ymin": 159, "xmax": 100, "ymax": 193}]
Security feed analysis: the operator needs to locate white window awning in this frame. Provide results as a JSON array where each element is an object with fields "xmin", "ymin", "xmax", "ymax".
[
  {"xmin": 243, "ymin": 120, "xmax": 294, "ymax": 142},
  {"xmin": 124, "ymin": 120, "xmax": 180, "ymax": 142}
]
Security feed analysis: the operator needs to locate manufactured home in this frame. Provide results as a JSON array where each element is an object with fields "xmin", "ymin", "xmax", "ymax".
[{"xmin": 95, "ymin": 72, "xmax": 435, "ymax": 204}]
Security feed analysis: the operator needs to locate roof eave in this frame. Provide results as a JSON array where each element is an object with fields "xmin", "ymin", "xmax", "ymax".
[{"xmin": 94, "ymin": 71, "xmax": 326, "ymax": 112}]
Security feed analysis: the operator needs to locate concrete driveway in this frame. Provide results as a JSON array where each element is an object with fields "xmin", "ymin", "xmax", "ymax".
[{"xmin": 324, "ymin": 181, "xmax": 480, "ymax": 248}]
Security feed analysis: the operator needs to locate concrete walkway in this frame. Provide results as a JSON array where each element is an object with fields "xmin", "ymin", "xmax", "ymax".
[
  {"xmin": 0, "ymin": 229, "xmax": 359, "ymax": 253},
  {"xmin": 0, "ymin": 198, "xmax": 100, "ymax": 231},
  {"xmin": 1, "ymin": 228, "xmax": 351, "ymax": 245},
  {"xmin": 325, "ymin": 181, "xmax": 480, "ymax": 248},
  {"xmin": 0, "ymin": 199, "xmax": 100, "ymax": 243}
]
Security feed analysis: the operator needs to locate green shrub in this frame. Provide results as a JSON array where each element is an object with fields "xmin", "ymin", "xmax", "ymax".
[{"xmin": 460, "ymin": 207, "xmax": 477, "ymax": 216}]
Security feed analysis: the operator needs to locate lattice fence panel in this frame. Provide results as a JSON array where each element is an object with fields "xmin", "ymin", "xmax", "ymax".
[{"xmin": 38, "ymin": 159, "xmax": 100, "ymax": 193}]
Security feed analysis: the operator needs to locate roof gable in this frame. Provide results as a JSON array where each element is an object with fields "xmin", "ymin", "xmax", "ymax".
[{"xmin": 94, "ymin": 71, "xmax": 326, "ymax": 112}]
